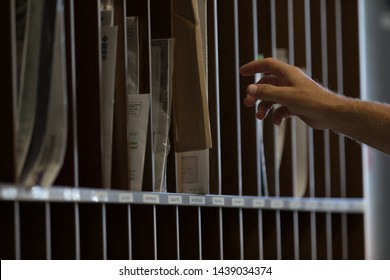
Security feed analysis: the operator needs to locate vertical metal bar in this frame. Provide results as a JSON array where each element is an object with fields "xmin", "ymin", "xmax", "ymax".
[
  {"xmin": 360, "ymin": 0, "xmax": 390, "ymax": 259},
  {"xmin": 176, "ymin": 206, "xmax": 180, "ymax": 260},
  {"xmin": 288, "ymin": 0, "xmax": 300, "ymax": 261},
  {"xmin": 270, "ymin": 0, "xmax": 281, "ymax": 260},
  {"xmin": 252, "ymin": 0, "xmax": 262, "ymax": 199},
  {"xmin": 212, "ymin": 0, "xmax": 222, "ymax": 195},
  {"xmin": 326, "ymin": 212, "xmax": 333, "ymax": 259},
  {"xmin": 14, "ymin": 202, "xmax": 21, "ymax": 260},
  {"xmin": 305, "ymin": 1, "xmax": 314, "ymax": 195},
  {"xmin": 127, "ymin": 204, "xmax": 132, "ymax": 260},
  {"xmin": 304, "ymin": 0, "xmax": 317, "ymax": 260},
  {"xmin": 234, "ymin": 0, "xmax": 244, "ymax": 260},
  {"xmin": 213, "ymin": 0, "xmax": 223, "ymax": 260},
  {"xmin": 270, "ymin": 0, "xmax": 277, "ymax": 59},
  {"xmin": 68, "ymin": 0, "xmax": 80, "ymax": 261},
  {"xmin": 233, "ymin": 0, "xmax": 243, "ymax": 196},
  {"xmin": 335, "ymin": 0, "xmax": 348, "ymax": 260},
  {"xmin": 45, "ymin": 202, "xmax": 51, "ymax": 260},
  {"xmin": 219, "ymin": 207, "xmax": 223, "ymax": 260},
  {"xmin": 68, "ymin": 0, "xmax": 79, "ymax": 188},
  {"xmin": 211, "ymin": 0, "xmax": 223, "ymax": 260},
  {"xmin": 74, "ymin": 203, "xmax": 80, "ymax": 260},
  {"xmin": 320, "ymin": 0, "xmax": 333, "ymax": 260},
  {"xmin": 153, "ymin": 205, "xmax": 157, "ymax": 260},
  {"xmin": 239, "ymin": 208, "xmax": 244, "ymax": 260},
  {"xmin": 252, "ymin": 0, "xmax": 264, "ymax": 259},
  {"xmin": 310, "ymin": 212, "xmax": 317, "ymax": 260},
  {"xmin": 341, "ymin": 214, "xmax": 348, "ymax": 260},
  {"xmin": 258, "ymin": 209, "xmax": 264, "ymax": 260},
  {"xmin": 102, "ymin": 204, "xmax": 107, "ymax": 260},
  {"xmin": 198, "ymin": 207, "xmax": 202, "ymax": 260}
]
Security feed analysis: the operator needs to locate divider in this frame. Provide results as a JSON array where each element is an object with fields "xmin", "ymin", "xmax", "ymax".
[
  {"xmin": 111, "ymin": 0, "xmax": 130, "ymax": 190},
  {"xmin": 106, "ymin": 204, "xmax": 130, "ymax": 259},
  {"xmin": 78, "ymin": 204, "xmax": 104, "ymax": 259},
  {"xmin": 217, "ymin": 0, "xmax": 241, "ymax": 196},
  {"xmin": 19, "ymin": 202, "xmax": 47, "ymax": 259},
  {"xmin": 0, "ymin": 0, "xmax": 17, "ymax": 184},
  {"xmin": 55, "ymin": 0, "xmax": 78, "ymax": 187},
  {"xmin": 127, "ymin": 0, "xmax": 154, "ymax": 191},
  {"xmin": 73, "ymin": 0, "xmax": 103, "ymax": 188},
  {"xmin": 51, "ymin": 203, "xmax": 77, "ymax": 259}
]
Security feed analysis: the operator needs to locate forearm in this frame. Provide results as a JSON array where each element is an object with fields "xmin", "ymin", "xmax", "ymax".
[{"xmin": 328, "ymin": 96, "xmax": 390, "ymax": 155}]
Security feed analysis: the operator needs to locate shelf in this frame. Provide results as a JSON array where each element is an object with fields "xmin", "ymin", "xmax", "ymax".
[{"xmin": 0, "ymin": 184, "xmax": 364, "ymax": 213}]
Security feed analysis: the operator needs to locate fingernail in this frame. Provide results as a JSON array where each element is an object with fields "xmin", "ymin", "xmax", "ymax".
[{"xmin": 248, "ymin": 84, "xmax": 257, "ymax": 96}]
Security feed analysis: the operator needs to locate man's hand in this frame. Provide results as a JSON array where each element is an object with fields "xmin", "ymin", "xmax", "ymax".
[{"xmin": 240, "ymin": 57, "xmax": 342, "ymax": 130}]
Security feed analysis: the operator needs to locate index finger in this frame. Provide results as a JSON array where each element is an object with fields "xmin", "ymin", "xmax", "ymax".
[{"xmin": 240, "ymin": 57, "xmax": 290, "ymax": 77}]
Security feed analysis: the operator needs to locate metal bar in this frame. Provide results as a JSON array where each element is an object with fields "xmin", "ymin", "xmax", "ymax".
[
  {"xmin": 198, "ymin": 207, "xmax": 203, "ymax": 259},
  {"xmin": 252, "ymin": 0, "xmax": 262, "ymax": 198},
  {"xmin": 321, "ymin": 0, "xmax": 331, "ymax": 198},
  {"xmin": 74, "ymin": 203, "xmax": 80, "ymax": 260},
  {"xmin": 335, "ymin": 0, "xmax": 348, "ymax": 260},
  {"xmin": 258, "ymin": 209, "xmax": 264, "ymax": 260},
  {"xmin": 304, "ymin": 0, "xmax": 317, "ymax": 260},
  {"xmin": 326, "ymin": 212, "xmax": 333, "ymax": 259},
  {"xmin": 45, "ymin": 203, "xmax": 51, "ymax": 259},
  {"xmin": 68, "ymin": 0, "xmax": 79, "ymax": 188},
  {"xmin": 320, "ymin": 0, "xmax": 333, "ymax": 260},
  {"xmin": 153, "ymin": 205, "xmax": 157, "ymax": 260},
  {"xmin": 127, "ymin": 205, "xmax": 132, "ymax": 260},
  {"xmin": 102, "ymin": 204, "xmax": 107, "ymax": 260},
  {"xmin": 233, "ymin": 0, "xmax": 243, "ymax": 196},
  {"xmin": 14, "ymin": 202, "xmax": 21, "ymax": 260},
  {"xmin": 212, "ymin": 0, "xmax": 222, "ymax": 195},
  {"xmin": 335, "ymin": 1, "xmax": 346, "ymax": 199},
  {"xmin": 219, "ymin": 207, "xmax": 223, "ymax": 260},
  {"xmin": 341, "ymin": 213, "xmax": 348, "ymax": 260},
  {"xmin": 239, "ymin": 208, "xmax": 244, "ymax": 259},
  {"xmin": 176, "ymin": 206, "xmax": 180, "ymax": 260},
  {"xmin": 293, "ymin": 211, "xmax": 300, "ymax": 259},
  {"xmin": 288, "ymin": 0, "xmax": 300, "ymax": 261},
  {"xmin": 270, "ymin": 0, "xmax": 282, "ymax": 260}
]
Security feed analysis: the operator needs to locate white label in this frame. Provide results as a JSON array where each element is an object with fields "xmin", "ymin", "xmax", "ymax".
[
  {"xmin": 1, "ymin": 187, "xmax": 18, "ymax": 200},
  {"xmin": 168, "ymin": 195, "xmax": 183, "ymax": 204},
  {"xmin": 321, "ymin": 202, "xmax": 333, "ymax": 211},
  {"xmin": 31, "ymin": 187, "xmax": 49, "ymax": 200},
  {"xmin": 119, "ymin": 193, "xmax": 133, "ymax": 203},
  {"xmin": 305, "ymin": 202, "xmax": 317, "ymax": 211},
  {"xmin": 289, "ymin": 201, "xmax": 302, "ymax": 210},
  {"xmin": 271, "ymin": 200, "xmax": 284, "ymax": 209},
  {"xmin": 253, "ymin": 199, "xmax": 265, "ymax": 208},
  {"xmin": 212, "ymin": 197, "xmax": 225, "ymax": 206},
  {"xmin": 143, "ymin": 194, "xmax": 160, "ymax": 203},
  {"xmin": 232, "ymin": 198, "xmax": 244, "ymax": 207},
  {"xmin": 336, "ymin": 203, "xmax": 349, "ymax": 211},
  {"xmin": 63, "ymin": 189, "xmax": 81, "ymax": 201},
  {"xmin": 189, "ymin": 196, "xmax": 205, "ymax": 205},
  {"xmin": 91, "ymin": 191, "xmax": 108, "ymax": 202}
]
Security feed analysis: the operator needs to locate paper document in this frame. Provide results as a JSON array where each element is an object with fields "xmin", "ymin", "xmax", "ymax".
[
  {"xmin": 126, "ymin": 17, "xmax": 140, "ymax": 95},
  {"xmin": 151, "ymin": 39, "xmax": 174, "ymax": 192},
  {"xmin": 177, "ymin": 150, "xmax": 209, "ymax": 194},
  {"xmin": 100, "ymin": 25, "xmax": 118, "ymax": 188},
  {"xmin": 128, "ymin": 94, "xmax": 150, "ymax": 191},
  {"xmin": 172, "ymin": 0, "xmax": 212, "ymax": 152}
]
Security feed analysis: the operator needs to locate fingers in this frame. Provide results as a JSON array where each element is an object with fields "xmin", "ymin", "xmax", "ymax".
[
  {"xmin": 246, "ymin": 83, "xmax": 292, "ymax": 105},
  {"xmin": 272, "ymin": 105, "xmax": 292, "ymax": 125},
  {"xmin": 257, "ymin": 75, "xmax": 279, "ymax": 86},
  {"xmin": 257, "ymin": 101, "xmax": 274, "ymax": 120},
  {"xmin": 240, "ymin": 57, "xmax": 290, "ymax": 77}
]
